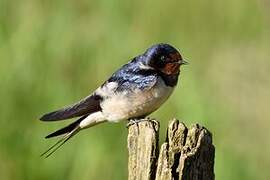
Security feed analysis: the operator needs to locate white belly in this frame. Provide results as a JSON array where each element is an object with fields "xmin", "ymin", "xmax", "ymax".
[{"xmin": 100, "ymin": 78, "xmax": 174, "ymax": 122}]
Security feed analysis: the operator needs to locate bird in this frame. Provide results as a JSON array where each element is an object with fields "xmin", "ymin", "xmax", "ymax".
[{"xmin": 40, "ymin": 43, "xmax": 188, "ymax": 157}]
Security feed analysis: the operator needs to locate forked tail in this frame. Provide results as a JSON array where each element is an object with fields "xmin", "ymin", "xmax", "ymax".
[
  {"xmin": 40, "ymin": 116, "xmax": 87, "ymax": 158},
  {"xmin": 41, "ymin": 126, "xmax": 80, "ymax": 158},
  {"xmin": 41, "ymin": 112, "xmax": 105, "ymax": 158}
]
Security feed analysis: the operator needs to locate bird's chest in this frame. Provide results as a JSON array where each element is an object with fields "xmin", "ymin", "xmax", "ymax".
[{"xmin": 101, "ymin": 79, "xmax": 174, "ymax": 121}]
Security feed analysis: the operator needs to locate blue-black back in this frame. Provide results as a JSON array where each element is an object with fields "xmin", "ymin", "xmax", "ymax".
[{"xmin": 106, "ymin": 56, "xmax": 158, "ymax": 92}]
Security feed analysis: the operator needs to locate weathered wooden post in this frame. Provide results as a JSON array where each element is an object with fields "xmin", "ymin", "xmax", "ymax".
[{"xmin": 127, "ymin": 119, "xmax": 215, "ymax": 180}]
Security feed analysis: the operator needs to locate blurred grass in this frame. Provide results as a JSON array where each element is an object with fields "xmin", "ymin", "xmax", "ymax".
[{"xmin": 0, "ymin": 0, "xmax": 270, "ymax": 179}]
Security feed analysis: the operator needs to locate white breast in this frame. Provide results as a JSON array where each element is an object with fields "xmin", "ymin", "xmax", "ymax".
[{"xmin": 98, "ymin": 78, "xmax": 174, "ymax": 122}]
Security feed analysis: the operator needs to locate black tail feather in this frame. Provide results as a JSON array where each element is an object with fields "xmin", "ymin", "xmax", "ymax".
[
  {"xmin": 41, "ymin": 127, "xmax": 80, "ymax": 158},
  {"xmin": 40, "ymin": 136, "xmax": 66, "ymax": 157},
  {"xmin": 45, "ymin": 115, "xmax": 87, "ymax": 139},
  {"xmin": 41, "ymin": 115, "xmax": 88, "ymax": 158}
]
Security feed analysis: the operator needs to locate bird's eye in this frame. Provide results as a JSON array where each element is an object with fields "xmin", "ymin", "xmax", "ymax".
[{"xmin": 160, "ymin": 56, "xmax": 166, "ymax": 61}]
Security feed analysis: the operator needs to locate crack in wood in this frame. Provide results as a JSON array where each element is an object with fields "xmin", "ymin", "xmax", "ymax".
[{"xmin": 127, "ymin": 119, "xmax": 215, "ymax": 180}]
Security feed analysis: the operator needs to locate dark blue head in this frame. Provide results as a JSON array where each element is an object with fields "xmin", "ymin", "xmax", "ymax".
[{"xmin": 141, "ymin": 43, "xmax": 187, "ymax": 76}]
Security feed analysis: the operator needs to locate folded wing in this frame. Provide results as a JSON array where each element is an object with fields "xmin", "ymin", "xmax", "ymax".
[{"xmin": 40, "ymin": 94, "xmax": 103, "ymax": 121}]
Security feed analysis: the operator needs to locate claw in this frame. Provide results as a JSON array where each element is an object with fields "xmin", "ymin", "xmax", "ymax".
[{"xmin": 126, "ymin": 117, "xmax": 151, "ymax": 128}]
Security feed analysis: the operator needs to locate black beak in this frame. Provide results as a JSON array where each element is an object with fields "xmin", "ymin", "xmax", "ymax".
[{"xmin": 180, "ymin": 60, "xmax": 189, "ymax": 65}]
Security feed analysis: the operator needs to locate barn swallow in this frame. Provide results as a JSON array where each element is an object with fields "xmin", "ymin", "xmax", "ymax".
[{"xmin": 40, "ymin": 43, "xmax": 188, "ymax": 157}]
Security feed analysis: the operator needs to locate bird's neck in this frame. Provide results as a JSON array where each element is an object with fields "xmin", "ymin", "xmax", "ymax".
[{"xmin": 159, "ymin": 73, "xmax": 179, "ymax": 87}]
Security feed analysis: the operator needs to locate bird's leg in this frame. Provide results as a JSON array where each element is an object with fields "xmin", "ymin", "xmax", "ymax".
[{"xmin": 126, "ymin": 117, "xmax": 151, "ymax": 128}]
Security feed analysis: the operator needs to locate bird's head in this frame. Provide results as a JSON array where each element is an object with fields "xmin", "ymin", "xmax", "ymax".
[{"xmin": 141, "ymin": 43, "xmax": 188, "ymax": 76}]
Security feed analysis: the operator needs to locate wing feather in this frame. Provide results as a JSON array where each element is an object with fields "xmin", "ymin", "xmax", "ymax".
[{"xmin": 40, "ymin": 94, "xmax": 102, "ymax": 121}]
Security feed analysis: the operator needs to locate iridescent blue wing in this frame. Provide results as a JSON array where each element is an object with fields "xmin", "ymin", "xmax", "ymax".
[{"xmin": 107, "ymin": 58, "xmax": 158, "ymax": 92}]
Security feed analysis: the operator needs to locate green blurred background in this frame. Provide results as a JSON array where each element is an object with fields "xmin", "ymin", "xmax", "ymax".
[{"xmin": 0, "ymin": 0, "xmax": 269, "ymax": 179}]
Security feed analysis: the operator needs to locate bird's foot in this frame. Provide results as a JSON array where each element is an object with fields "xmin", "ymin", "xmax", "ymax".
[{"xmin": 126, "ymin": 117, "xmax": 151, "ymax": 128}]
